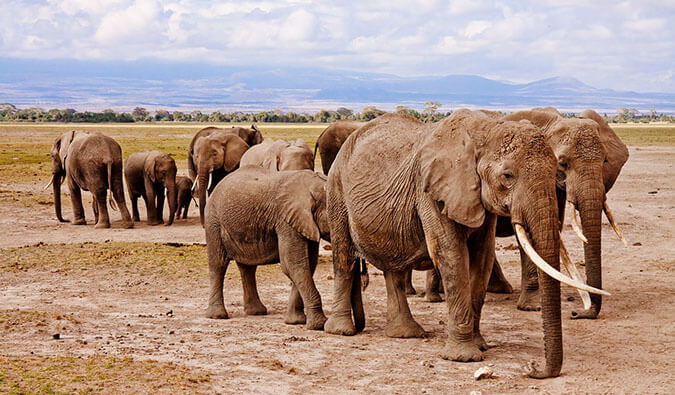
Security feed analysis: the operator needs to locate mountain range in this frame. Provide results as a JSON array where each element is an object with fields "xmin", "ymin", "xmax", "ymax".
[{"xmin": 1, "ymin": 59, "xmax": 674, "ymax": 113}]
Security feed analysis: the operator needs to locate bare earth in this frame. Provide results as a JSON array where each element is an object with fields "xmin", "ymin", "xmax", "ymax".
[{"xmin": 1, "ymin": 146, "xmax": 673, "ymax": 393}]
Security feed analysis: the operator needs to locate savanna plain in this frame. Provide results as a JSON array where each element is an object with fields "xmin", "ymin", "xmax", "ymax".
[{"xmin": 0, "ymin": 122, "xmax": 673, "ymax": 393}]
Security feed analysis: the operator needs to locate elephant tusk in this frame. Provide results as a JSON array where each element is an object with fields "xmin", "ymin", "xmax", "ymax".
[
  {"xmin": 603, "ymin": 201, "xmax": 627, "ymax": 247},
  {"xmin": 43, "ymin": 175, "xmax": 54, "ymax": 191},
  {"xmin": 559, "ymin": 233, "xmax": 592, "ymax": 310},
  {"xmin": 514, "ymin": 224, "xmax": 610, "ymax": 296},
  {"xmin": 568, "ymin": 201, "xmax": 588, "ymax": 243}
]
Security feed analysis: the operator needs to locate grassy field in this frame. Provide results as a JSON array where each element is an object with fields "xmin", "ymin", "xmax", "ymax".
[
  {"xmin": 0, "ymin": 123, "xmax": 328, "ymax": 184},
  {"xmin": 1, "ymin": 122, "xmax": 673, "ymax": 186}
]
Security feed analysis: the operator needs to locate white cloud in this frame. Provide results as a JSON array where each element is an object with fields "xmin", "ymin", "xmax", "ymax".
[{"xmin": 0, "ymin": 0, "xmax": 673, "ymax": 92}]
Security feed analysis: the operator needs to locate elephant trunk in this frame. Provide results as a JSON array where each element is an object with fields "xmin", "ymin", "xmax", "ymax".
[
  {"xmin": 519, "ymin": 184, "xmax": 562, "ymax": 378},
  {"xmin": 575, "ymin": 167, "xmax": 605, "ymax": 318},
  {"xmin": 198, "ymin": 169, "xmax": 209, "ymax": 226},
  {"xmin": 165, "ymin": 178, "xmax": 178, "ymax": 226},
  {"xmin": 53, "ymin": 173, "xmax": 68, "ymax": 222}
]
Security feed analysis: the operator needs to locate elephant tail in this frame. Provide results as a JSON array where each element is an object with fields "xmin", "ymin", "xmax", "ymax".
[
  {"xmin": 106, "ymin": 161, "xmax": 118, "ymax": 211},
  {"xmin": 313, "ymin": 139, "xmax": 319, "ymax": 161}
]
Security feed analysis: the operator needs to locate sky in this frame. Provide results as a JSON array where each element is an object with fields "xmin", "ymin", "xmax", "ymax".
[{"xmin": 0, "ymin": 0, "xmax": 674, "ymax": 93}]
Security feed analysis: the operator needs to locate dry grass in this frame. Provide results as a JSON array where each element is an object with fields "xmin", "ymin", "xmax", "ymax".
[
  {"xmin": 0, "ymin": 241, "xmax": 292, "ymax": 280},
  {"xmin": 0, "ymin": 123, "xmax": 327, "ymax": 184},
  {"xmin": 0, "ymin": 355, "xmax": 211, "ymax": 394}
]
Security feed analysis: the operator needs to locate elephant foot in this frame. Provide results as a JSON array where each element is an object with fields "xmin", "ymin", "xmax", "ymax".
[
  {"xmin": 487, "ymin": 277, "xmax": 514, "ymax": 294},
  {"xmin": 571, "ymin": 307, "xmax": 599, "ymax": 320},
  {"xmin": 94, "ymin": 221, "xmax": 110, "ymax": 229},
  {"xmin": 517, "ymin": 289, "xmax": 541, "ymax": 311},
  {"xmin": 473, "ymin": 332, "xmax": 489, "ymax": 351},
  {"xmin": 324, "ymin": 314, "xmax": 356, "ymax": 336},
  {"xmin": 284, "ymin": 309, "xmax": 306, "ymax": 325},
  {"xmin": 122, "ymin": 221, "xmax": 133, "ymax": 229},
  {"xmin": 133, "ymin": 215, "xmax": 140, "ymax": 222},
  {"xmin": 244, "ymin": 302, "xmax": 267, "ymax": 316},
  {"xmin": 405, "ymin": 284, "xmax": 417, "ymax": 296},
  {"xmin": 384, "ymin": 315, "xmax": 426, "ymax": 338},
  {"xmin": 305, "ymin": 311, "xmax": 327, "ymax": 331},
  {"xmin": 425, "ymin": 291, "xmax": 443, "ymax": 303},
  {"xmin": 441, "ymin": 338, "xmax": 483, "ymax": 362},
  {"xmin": 148, "ymin": 220, "xmax": 162, "ymax": 226},
  {"xmin": 205, "ymin": 305, "xmax": 229, "ymax": 319},
  {"xmin": 73, "ymin": 218, "xmax": 87, "ymax": 225}
]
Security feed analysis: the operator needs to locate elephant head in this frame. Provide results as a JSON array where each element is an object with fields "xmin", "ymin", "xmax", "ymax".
[
  {"xmin": 278, "ymin": 171, "xmax": 330, "ymax": 242},
  {"xmin": 421, "ymin": 109, "xmax": 606, "ymax": 378},
  {"xmin": 195, "ymin": 133, "xmax": 249, "ymax": 225},
  {"xmin": 146, "ymin": 152, "xmax": 178, "ymax": 226},
  {"xmin": 262, "ymin": 139, "xmax": 314, "ymax": 171},
  {"xmin": 47, "ymin": 130, "xmax": 86, "ymax": 222},
  {"xmin": 505, "ymin": 109, "xmax": 628, "ymax": 318}
]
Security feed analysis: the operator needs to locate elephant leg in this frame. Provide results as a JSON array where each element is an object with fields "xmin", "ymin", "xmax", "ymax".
[
  {"xmin": 111, "ymin": 164, "xmax": 133, "ymax": 228},
  {"xmin": 418, "ymin": 198, "xmax": 481, "ymax": 362},
  {"xmin": 236, "ymin": 263, "xmax": 267, "ymax": 316},
  {"xmin": 155, "ymin": 185, "xmax": 165, "ymax": 224},
  {"xmin": 404, "ymin": 268, "xmax": 416, "ymax": 295},
  {"xmin": 182, "ymin": 201, "xmax": 189, "ymax": 219},
  {"xmin": 384, "ymin": 269, "xmax": 426, "ymax": 338},
  {"xmin": 205, "ymin": 224, "xmax": 230, "ymax": 319},
  {"xmin": 131, "ymin": 195, "xmax": 141, "ymax": 222},
  {"xmin": 517, "ymin": 245, "xmax": 541, "ymax": 311},
  {"xmin": 425, "ymin": 267, "xmax": 443, "ymax": 303},
  {"xmin": 92, "ymin": 195, "xmax": 99, "ymax": 224},
  {"xmin": 285, "ymin": 240, "xmax": 322, "ymax": 325},
  {"xmin": 144, "ymin": 180, "xmax": 160, "ymax": 225},
  {"xmin": 487, "ymin": 257, "xmax": 514, "ymax": 294},
  {"xmin": 468, "ymin": 218, "xmax": 497, "ymax": 352},
  {"xmin": 94, "ymin": 189, "xmax": 110, "ymax": 229},
  {"xmin": 68, "ymin": 178, "xmax": 86, "ymax": 225},
  {"xmin": 279, "ymin": 234, "xmax": 326, "ymax": 330}
]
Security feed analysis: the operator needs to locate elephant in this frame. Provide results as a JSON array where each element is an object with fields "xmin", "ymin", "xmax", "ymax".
[
  {"xmin": 483, "ymin": 108, "xmax": 629, "ymax": 318},
  {"xmin": 175, "ymin": 175, "xmax": 194, "ymax": 220},
  {"xmin": 204, "ymin": 166, "xmax": 330, "ymax": 330},
  {"xmin": 314, "ymin": 120, "xmax": 365, "ymax": 175},
  {"xmin": 240, "ymin": 138, "xmax": 314, "ymax": 171},
  {"xmin": 188, "ymin": 130, "xmax": 250, "ymax": 225},
  {"xmin": 46, "ymin": 130, "xmax": 133, "ymax": 229},
  {"xmin": 324, "ymin": 110, "xmax": 608, "ymax": 378},
  {"xmin": 124, "ymin": 150, "xmax": 178, "ymax": 226}
]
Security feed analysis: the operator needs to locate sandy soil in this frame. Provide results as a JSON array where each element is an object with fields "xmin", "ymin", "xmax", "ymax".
[{"xmin": 1, "ymin": 146, "xmax": 674, "ymax": 393}]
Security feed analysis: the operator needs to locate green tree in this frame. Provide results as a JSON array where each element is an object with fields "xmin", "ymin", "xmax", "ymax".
[{"xmin": 132, "ymin": 107, "xmax": 148, "ymax": 121}]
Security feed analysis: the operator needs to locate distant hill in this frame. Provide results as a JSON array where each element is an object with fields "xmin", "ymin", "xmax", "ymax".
[{"xmin": 1, "ymin": 59, "xmax": 673, "ymax": 113}]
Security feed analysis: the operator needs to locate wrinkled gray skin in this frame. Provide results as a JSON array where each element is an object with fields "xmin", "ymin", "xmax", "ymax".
[
  {"xmin": 205, "ymin": 167, "xmax": 330, "ymax": 330},
  {"xmin": 314, "ymin": 120, "xmax": 365, "ymax": 175},
  {"xmin": 188, "ymin": 130, "xmax": 251, "ymax": 226},
  {"xmin": 49, "ymin": 131, "xmax": 133, "ymax": 229},
  {"xmin": 124, "ymin": 150, "xmax": 178, "ymax": 226},
  {"xmin": 240, "ymin": 138, "xmax": 314, "ymax": 171},
  {"xmin": 326, "ymin": 111, "xmax": 565, "ymax": 378},
  {"xmin": 175, "ymin": 176, "xmax": 193, "ymax": 220},
  {"xmin": 483, "ymin": 108, "xmax": 629, "ymax": 319}
]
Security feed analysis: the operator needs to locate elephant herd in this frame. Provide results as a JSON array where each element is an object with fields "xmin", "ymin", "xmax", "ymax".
[{"xmin": 47, "ymin": 107, "xmax": 629, "ymax": 379}]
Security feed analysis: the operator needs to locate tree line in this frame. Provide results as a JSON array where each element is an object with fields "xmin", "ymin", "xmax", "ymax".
[{"xmin": 0, "ymin": 102, "xmax": 671, "ymax": 124}]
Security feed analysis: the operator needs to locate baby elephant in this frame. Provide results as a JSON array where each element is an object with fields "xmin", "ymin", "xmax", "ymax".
[
  {"xmin": 204, "ymin": 166, "xmax": 330, "ymax": 330},
  {"xmin": 175, "ymin": 175, "xmax": 194, "ymax": 220},
  {"xmin": 124, "ymin": 150, "xmax": 178, "ymax": 226}
]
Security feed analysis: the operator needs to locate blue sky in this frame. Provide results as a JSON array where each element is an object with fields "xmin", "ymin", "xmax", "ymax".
[{"xmin": 1, "ymin": 0, "xmax": 673, "ymax": 93}]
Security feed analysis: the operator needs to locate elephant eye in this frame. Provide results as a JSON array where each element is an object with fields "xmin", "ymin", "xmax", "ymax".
[
  {"xmin": 559, "ymin": 160, "xmax": 568, "ymax": 169},
  {"xmin": 502, "ymin": 171, "xmax": 513, "ymax": 179}
]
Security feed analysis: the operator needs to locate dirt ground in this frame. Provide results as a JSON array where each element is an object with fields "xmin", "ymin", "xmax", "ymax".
[{"xmin": 1, "ymin": 146, "xmax": 674, "ymax": 393}]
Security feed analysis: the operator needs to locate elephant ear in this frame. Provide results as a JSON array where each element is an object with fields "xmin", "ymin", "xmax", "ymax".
[
  {"xmin": 222, "ymin": 135, "xmax": 250, "ymax": 171},
  {"xmin": 56, "ymin": 130, "xmax": 77, "ymax": 165},
  {"xmin": 278, "ymin": 171, "xmax": 321, "ymax": 241},
  {"xmin": 580, "ymin": 109, "xmax": 629, "ymax": 190},
  {"xmin": 144, "ymin": 155, "xmax": 157, "ymax": 183},
  {"xmin": 419, "ymin": 119, "xmax": 485, "ymax": 228}
]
